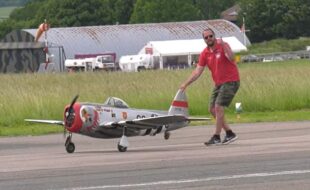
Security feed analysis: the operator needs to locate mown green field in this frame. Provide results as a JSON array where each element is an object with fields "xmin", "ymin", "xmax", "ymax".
[
  {"xmin": 0, "ymin": 6, "xmax": 16, "ymax": 21},
  {"xmin": 0, "ymin": 59, "xmax": 310, "ymax": 136}
]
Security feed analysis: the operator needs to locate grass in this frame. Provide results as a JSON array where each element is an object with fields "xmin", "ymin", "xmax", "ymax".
[
  {"xmin": 0, "ymin": 59, "xmax": 310, "ymax": 136},
  {"xmin": 236, "ymin": 60, "xmax": 310, "ymax": 112},
  {"xmin": 0, "ymin": 6, "xmax": 17, "ymax": 21}
]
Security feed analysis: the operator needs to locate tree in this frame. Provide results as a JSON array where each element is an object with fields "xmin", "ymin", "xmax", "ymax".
[
  {"xmin": 193, "ymin": 0, "xmax": 237, "ymax": 19},
  {"xmin": 32, "ymin": 0, "xmax": 112, "ymax": 27},
  {"xmin": 239, "ymin": 0, "xmax": 310, "ymax": 42},
  {"xmin": 2, "ymin": 0, "xmax": 309, "ymax": 42},
  {"xmin": 130, "ymin": 0, "xmax": 203, "ymax": 23},
  {"xmin": 0, "ymin": 0, "xmax": 136, "ymax": 39},
  {"xmin": 9, "ymin": 0, "xmax": 41, "ymax": 26},
  {"xmin": 111, "ymin": 0, "xmax": 135, "ymax": 24}
]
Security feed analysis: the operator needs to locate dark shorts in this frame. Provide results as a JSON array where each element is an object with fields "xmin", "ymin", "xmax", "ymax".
[{"xmin": 209, "ymin": 81, "xmax": 240, "ymax": 107}]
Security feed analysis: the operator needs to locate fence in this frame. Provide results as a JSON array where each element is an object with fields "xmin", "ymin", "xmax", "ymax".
[{"xmin": 240, "ymin": 50, "xmax": 310, "ymax": 63}]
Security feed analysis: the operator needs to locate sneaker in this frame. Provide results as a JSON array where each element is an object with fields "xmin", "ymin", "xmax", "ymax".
[
  {"xmin": 204, "ymin": 135, "xmax": 221, "ymax": 146},
  {"xmin": 222, "ymin": 133, "xmax": 238, "ymax": 145}
]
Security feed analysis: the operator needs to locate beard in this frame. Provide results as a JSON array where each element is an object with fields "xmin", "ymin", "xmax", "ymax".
[{"xmin": 207, "ymin": 40, "xmax": 215, "ymax": 47}]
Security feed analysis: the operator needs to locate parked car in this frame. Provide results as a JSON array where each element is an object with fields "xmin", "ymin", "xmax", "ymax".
[
  {"xmin": 241, "ymin": 55, "xmax": 262, "ymax": 63},
  {"xmin": 281, "ymin": 54, "xmax": 301, "ymax": 60},
  {"xmin": 298, "ymin": 52, "xmax": 310, "ymax": 59},
  {"xmin": 262, "ymin": 56, "xmax": 284, "ymax": 62}
]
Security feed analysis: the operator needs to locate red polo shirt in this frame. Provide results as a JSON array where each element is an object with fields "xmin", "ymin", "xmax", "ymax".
[{"xmin": 198, "ymin": 42, "xmax": 240, "ymax": 86}]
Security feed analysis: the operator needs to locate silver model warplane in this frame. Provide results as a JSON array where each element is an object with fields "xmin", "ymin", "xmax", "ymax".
[{"xmin": 25, "ymin": 90, "xmax": 210, "ymax": 153}]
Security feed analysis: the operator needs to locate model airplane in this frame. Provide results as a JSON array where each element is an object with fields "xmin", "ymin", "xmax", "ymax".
[{"xmin": 25, "ymin": 90, "xmax": 210, "ymax": 153}]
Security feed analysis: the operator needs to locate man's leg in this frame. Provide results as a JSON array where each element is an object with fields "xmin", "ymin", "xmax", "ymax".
[
  {"xmin": 215, "ymin": 82, "xmax": 240, "ymax": 144},
  {"xmin": 205, "ymin": 105, "xmax": 222, "ymax": 146},
  {"xmin": 214, "ymin": 104, "xmax": 230, "ymax": 135},
  {"xmin": 208, "ymin": 106, "xmax": 216, "ymax": 118},
  {"xmin": 215, "ymin": 104, "xmax": 237, "ymax": 144},
  {"xmin": 205, "ymin": 84, "xmax": 237, "ymax": 146},
  {"xmin": 208, "ymin": 85, "xmax": 219, "ymax": 118}
]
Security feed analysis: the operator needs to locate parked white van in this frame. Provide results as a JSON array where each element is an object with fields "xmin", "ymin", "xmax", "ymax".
[{"xmin": 119, "ymin": 54, "xmax": 158, "ymax": 72}]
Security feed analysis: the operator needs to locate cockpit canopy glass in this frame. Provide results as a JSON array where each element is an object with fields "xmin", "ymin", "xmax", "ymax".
[{"xmin": 103, "ymin": 97, "xmax": 129, "ymax": 108}]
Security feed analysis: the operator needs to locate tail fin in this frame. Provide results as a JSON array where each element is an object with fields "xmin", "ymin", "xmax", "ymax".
[{"xmin": 168, "ymin": 90, "xmax": 189, "ymax": 116}]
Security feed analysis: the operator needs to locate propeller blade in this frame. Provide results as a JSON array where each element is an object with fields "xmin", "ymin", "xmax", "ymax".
[
  {"xmin": 65, "ymin": 95, "xmax": 79, "ymax": 127},
  {"xmin": 69, "ymin": 95, "xmax": 79, "ymax": 110},
  {"xmin": 66, "ymin": 95, "xmax": 79, "ymax": 118}
]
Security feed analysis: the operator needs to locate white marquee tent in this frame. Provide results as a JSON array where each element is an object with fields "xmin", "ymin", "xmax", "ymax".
[{"xmin": 138, "ymin": 36, "xmax": 247, "ymax": 69}]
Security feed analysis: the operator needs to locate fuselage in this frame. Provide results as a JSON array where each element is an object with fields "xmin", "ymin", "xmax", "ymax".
[{"xmin": 64, "ymin": 102, "xmax": 186, "ymax": 139}]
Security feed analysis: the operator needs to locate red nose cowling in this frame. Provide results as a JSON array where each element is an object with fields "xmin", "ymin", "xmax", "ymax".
[{"xmin": 64, "ymin": 103, "xmax": 83, "ymax": 133}]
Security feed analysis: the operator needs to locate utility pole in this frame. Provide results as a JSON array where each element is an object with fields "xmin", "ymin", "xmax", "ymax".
[{"xmin": 241, "ymin": 13, "xmax": 250, "ymax": 47}]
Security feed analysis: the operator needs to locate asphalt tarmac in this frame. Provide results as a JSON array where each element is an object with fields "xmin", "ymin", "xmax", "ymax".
[{"xmin": 1, "ymin": 121, "xmax": 310, "ymax": 190}]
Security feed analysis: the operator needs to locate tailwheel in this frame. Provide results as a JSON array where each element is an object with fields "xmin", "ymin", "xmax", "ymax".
[
  {"xmin": 117, "ymin": 143, "xmax": 127, "ymax": 152},
  {"xmin": 164, "ymin": 131, "xmax": 170, "ymax": 140}
]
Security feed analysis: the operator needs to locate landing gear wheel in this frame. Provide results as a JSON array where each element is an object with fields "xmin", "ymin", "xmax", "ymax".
[
  {"xmin": 65, "ymin": 133, "xmax": 75, "ymax": 153},
  {"xmin": 66, "ymin": 142, "xmax": 75, "ymax": 153},
  {"xmin": 164, "ymin": 132, "xmax": 170, "ymax": 140},
  {"xmin": 118, "ymin": 143, "xmax": 127, "ymax": 152}
]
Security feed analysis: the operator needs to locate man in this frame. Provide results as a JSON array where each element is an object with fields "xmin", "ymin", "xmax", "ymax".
[{"xmin": 180, "ymin": 28, "xmax": 240, "ymax": 146}]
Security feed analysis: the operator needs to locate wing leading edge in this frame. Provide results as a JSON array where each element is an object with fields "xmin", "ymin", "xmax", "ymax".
[{"xmin": 25, "ymin": 119, "xmax": 64, "ymax": 126}]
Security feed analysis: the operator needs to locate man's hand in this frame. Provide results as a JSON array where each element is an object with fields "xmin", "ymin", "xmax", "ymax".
[
  {"xmin": 219, "ymin": 38, "xmax": 234, "ymax": 61},
  {"xmin": 179, "ymin": 83, "xmax": 187, "ymax": 92}
]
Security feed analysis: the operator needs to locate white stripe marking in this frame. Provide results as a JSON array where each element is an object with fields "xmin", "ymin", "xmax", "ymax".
[{"xmin": 60, "ymin": 170, "xmax": 310, "ymax": 190}]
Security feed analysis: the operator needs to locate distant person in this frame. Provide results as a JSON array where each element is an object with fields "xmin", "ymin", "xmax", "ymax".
[
  {"xmin": 180, "ymin": 28, "xmax": 240, "ymax": 146},
  {"xmin": 190, "ymin": 61, "xmax": 195, "ymax": 67}
]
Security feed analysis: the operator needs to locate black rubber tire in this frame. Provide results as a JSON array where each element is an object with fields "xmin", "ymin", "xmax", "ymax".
[
  {"xmin": 117, "ymin": 143, "xmax": 127, "ymax": 152},
  {"xmin": 66, "ymin": 142, "xmax": 75, "ymax": 153}
]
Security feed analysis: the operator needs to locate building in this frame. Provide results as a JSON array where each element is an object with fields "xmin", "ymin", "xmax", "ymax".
[
  {"xmin": 0, "ymin": 31, "xmax": 46, "ymax": 73},
  {"xmin": 0, "ymin": 19, "xmax": 250, "ymax": 73},
  {"xmin": 220, "ymin": 4, "xmax": 241, "ymax": 24}
]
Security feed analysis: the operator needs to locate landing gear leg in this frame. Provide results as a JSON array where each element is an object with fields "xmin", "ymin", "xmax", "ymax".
[
  {"xmin": 65, "ymin": 132, "xmax": 75, "ymax": 153},
  {"xmin": 118, "ymin": 127, "xmax": 129, "ymax": 152}
]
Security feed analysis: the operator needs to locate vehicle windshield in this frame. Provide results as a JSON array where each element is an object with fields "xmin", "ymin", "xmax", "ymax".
[
  {"xmin": 100, "ymin": 56, "xmax": 114, "ymax": 63},
  {"xmin": 103, "ymin": 97, "xmax": 129, "ymax": 108}
]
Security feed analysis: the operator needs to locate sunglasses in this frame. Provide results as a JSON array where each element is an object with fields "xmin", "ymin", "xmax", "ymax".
[{"xmin": 204, "ymin": 35, "xmax": 213, "ymax": 40}]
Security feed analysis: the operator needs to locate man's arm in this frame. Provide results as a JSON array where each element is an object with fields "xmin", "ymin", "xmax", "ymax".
[
  {"xmin": 222, "ymin": 42, "xmax": 234, "ymax": 61},
  {"xmin": 180, "ymin": 65, "xmax": 205, "ymax": 91}
]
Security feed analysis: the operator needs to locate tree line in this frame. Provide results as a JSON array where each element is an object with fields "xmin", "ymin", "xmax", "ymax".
[
  {"xmin": 239, "ymin": 0, "xmax": 310, "ymax": 42},
  {"xmin": 0, "ymin": 0, "xmax": 309, "ymax": 43}
]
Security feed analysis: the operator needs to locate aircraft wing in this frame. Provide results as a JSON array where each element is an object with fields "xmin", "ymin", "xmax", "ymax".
[
  {"xmin": 122, "ymin": 115, "xmax": 188, "ymax": 128},
  {"xmin": 101, "ymin": 115, "xmax": 210, "ymax": 130},
  {"xmin": 25, "ymin": 119, "xmax": 64, "ymax": 126}
]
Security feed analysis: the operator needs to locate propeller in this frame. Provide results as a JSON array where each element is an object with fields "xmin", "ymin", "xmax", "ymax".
[{"xmin": 65, "ymin": 95, "xmax": 79, "ymax": 128}]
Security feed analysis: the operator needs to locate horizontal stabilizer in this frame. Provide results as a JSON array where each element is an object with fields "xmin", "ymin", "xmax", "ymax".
[
  {"xmin": 25, "ymin": 119, "xmax": 64, "ymax": 126},
  {"xmin": 187, "ymin": 117, "xmax": 211, "ymax": 121}
]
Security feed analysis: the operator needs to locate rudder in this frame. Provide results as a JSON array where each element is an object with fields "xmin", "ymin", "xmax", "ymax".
[{"xmin": 168, "ymin": 90, "xmax": 189, "ymax": 116}]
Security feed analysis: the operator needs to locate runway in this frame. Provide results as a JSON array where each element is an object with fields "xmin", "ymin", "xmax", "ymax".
[{"xmin": 1, "ymin": 121, "xmax": 310, "ymax": 190}]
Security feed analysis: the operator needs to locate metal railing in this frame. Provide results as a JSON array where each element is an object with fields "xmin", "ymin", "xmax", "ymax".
[{"xmin": 240, "ymin": 50, "xmax": 310, "ymax": 63}]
